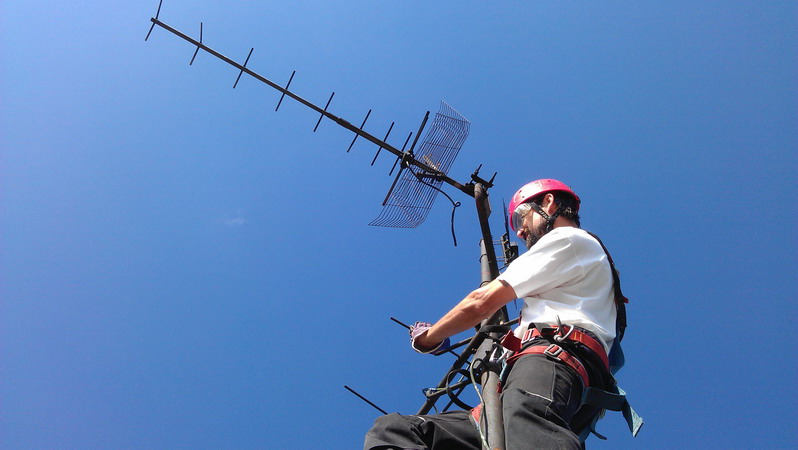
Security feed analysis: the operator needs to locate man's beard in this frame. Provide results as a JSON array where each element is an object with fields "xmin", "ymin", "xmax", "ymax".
[{"xmin": 524, "ymin": 221, "xmax": 549, "ymax": 249}]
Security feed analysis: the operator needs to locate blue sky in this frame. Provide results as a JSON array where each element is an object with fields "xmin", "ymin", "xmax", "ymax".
[{"xmin": 2, "ymin": 1, "xmax": 796, "ymax": 449}]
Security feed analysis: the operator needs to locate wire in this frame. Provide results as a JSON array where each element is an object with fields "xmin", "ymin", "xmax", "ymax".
[
  {"xmin": 469, "ymin": 357, "xmax": 490, "ymax": 449},
  {"xmin": 406, "ymin": 166, "xmax": 461, "ymax": 246}
]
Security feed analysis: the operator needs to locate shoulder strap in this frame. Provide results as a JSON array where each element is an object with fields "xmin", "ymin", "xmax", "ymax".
[
  {"xmin": 585, "ymin": 231, "xmax": 628, "ymax": 342},
  {"xmin": 574, "ymin": 232, "xmax": 643, "ymax": 443}
]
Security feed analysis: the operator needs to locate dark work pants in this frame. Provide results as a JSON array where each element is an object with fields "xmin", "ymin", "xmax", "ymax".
[{"xmin": 363, "ymin": 353, "xmax": 583, "ymax": 450}]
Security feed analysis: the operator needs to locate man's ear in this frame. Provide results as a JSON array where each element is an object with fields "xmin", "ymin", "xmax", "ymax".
[{"xmin": 543, "ymin": 193, "xmax": 558, "ymax": 215}]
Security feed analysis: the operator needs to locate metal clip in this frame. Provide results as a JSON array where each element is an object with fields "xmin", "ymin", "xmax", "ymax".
[
  {"xmin": 553, "ymin": 325, "xmax": 575, "ymax": 343},
  {"xmin": 489, "ymin": 342, "xmax": 510, "ymax": 367},
  {"xmin": 544, "ymin": 344, "xmax": 563, "ymax": 359}
]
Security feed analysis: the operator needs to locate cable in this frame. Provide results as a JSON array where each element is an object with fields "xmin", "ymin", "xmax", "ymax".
[
  {"xmin": 469, "ymin": 357, "xmax": 490, "ymax": 449},
  {"xmin": 407, "ymin": 166, "xmax": 461, "ymax": 246},
  {"xmin": 443, "ymin": 369, "xmax": 474, "ymax": 411}
]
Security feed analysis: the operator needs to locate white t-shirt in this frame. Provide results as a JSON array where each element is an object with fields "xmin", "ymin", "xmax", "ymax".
[{"xmin": 497, "ymin": 227, "xmax": 617, "ymax": 352}]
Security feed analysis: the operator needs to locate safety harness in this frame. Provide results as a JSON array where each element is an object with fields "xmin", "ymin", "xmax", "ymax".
[
  {"xmin": 500, "ymin": 324, "xmax": 606, "ymax": 389},
  {"xmin": 491, "ymin": 231, "xmax": 644, "ymax": 443}
]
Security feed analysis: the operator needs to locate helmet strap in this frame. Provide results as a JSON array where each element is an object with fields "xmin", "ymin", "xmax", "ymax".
[{"xmin": 530, "ymin": 201, "xmax": 562, "ymax": 233}]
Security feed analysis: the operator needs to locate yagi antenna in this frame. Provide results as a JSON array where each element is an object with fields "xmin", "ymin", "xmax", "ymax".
[{"xmin": 145, "ymin": 1, "xmax": 478, "ymax": 230}]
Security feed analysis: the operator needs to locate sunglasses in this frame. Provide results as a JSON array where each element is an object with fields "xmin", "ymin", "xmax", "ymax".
[{"xmin": 512, "ymin": 202, "xmax": 535, "ymax": 231}]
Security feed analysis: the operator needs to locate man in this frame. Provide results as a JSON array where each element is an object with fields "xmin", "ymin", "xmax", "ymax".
[{"xmin": 364, "ymin": 179, "xmax": 619, "ymax": 450}]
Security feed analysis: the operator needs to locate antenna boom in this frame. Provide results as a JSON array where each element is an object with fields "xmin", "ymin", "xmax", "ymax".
[{"xmin": 147, "ymin": 17, "xmax": 469, "ymax": 196}]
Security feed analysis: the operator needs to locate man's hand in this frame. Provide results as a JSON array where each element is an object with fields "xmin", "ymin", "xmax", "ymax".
[
  {"xmin": 409, "ymin": 322, "xmax": 451, "ymax": 355},
  {"xmin": 407, "ymin": 280, "xmax": 516, "ymax": 356}
]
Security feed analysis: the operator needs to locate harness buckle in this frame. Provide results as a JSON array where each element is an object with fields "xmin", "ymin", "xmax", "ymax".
[
  {"xmin": 554, "ymin": 325, "xmax": 575, "ymax": 343},
  {"xmin": 521, "ymin": 328, "xmax": 536, "ymax": 344},
  {"xmin": 544, "ymin": 344, "xmax": 563, "ymax": 359}
]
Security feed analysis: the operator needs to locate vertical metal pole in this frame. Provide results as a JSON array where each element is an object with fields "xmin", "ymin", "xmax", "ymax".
[{"xmin": 474, "ymin": 183, "xmax": 507, "ymax": 450}]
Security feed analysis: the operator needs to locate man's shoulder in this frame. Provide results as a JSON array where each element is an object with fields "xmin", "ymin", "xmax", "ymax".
[
  {"xmin": 549, "ymin": 226, "xmax": 594, "ymax": 242},
  {"xmin": 551, "ymin": 227, "xmax": 604, "ymax": 254}
]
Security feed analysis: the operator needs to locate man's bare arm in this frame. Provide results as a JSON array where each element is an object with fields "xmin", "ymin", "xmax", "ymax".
[{"xmin": 414, "ymin": 278, "xmax": 517, "ymax": 351}]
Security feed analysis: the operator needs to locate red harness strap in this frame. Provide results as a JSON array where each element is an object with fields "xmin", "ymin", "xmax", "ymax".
[
  {"xmin": 471, "ymin": 344, "xmax": 590, "ymax": 424},
  {"xmin": 499, "ymin": 324, "xmax": 609, "ymax": 388},
  {"xmin": 472, "ymin": 326, "xmax": 602, "ymax": 424},
  {"xmin": 506, "ymin": 343, "xmax": 591, "ymax": 388},
  {"xmin": 522, "ymin": 326, "xmax": 610, "ymax": 372}
]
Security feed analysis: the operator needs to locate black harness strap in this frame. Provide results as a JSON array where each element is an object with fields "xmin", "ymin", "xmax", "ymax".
[
  {"xmin": 569, "ymin": 231, "xmax": 643, "ymax": 442},
  {"xmin": 585, "ymin": 231, "xmax": 628, "ymax": 343}
]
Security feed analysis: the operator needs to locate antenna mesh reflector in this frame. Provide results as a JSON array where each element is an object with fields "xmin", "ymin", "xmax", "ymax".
[{"xmin": 369, "ymin": 102, "xmax": 470, "ymax": 228}]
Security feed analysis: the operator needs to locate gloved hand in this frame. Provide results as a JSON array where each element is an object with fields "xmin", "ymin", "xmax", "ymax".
[{"xmin": 410, "ymin": 321, "xmax": 451, "ymax": 355}]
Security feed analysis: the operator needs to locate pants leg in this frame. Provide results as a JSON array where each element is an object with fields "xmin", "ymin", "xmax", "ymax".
[
  {"xmin": 501, "ymin": 354, "xmax": 583, "ymax": 450},
  {"xmin": 364, "ymin": 410, "xmax": 481, "ymax": 450},
  {"xmin": 364, "ymin": 354, "xmax": 585, "ymax": 450}
]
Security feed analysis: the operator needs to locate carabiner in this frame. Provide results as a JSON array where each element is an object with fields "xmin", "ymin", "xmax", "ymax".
[{"xmin": 554, "ymin": 325, "xmax": 575, "ymax": 343}]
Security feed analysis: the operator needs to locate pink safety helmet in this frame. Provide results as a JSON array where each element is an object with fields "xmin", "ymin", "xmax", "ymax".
[{"xmin": 508, "ymin": 179, "xmax": 580, "ymax": 231}]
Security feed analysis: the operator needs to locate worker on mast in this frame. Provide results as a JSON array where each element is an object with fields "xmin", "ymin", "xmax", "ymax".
[{"xmin": 364, "ymin": 179, "xmax": 632, "ymax": 449}]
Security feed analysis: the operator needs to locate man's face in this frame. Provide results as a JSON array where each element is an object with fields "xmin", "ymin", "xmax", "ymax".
[{"xmin": 516, "ymin": 204, "xmax": 548, "ymax": 249}]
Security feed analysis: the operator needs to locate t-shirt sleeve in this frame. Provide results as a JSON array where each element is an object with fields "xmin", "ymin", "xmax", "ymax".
[{"xmin": 497, "ymin": 233, "xmax": 585, "ymax": 298}]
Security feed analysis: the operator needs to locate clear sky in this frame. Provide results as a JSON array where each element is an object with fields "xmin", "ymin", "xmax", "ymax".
[{"xmin": 2, "ymin": 1, "xmax": 796, "ymax": 449}]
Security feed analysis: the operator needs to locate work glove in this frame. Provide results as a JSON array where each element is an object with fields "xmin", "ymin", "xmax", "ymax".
[{"xmin": 410, "ymin": 321, "xmax": 451, "ymax": 355}]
